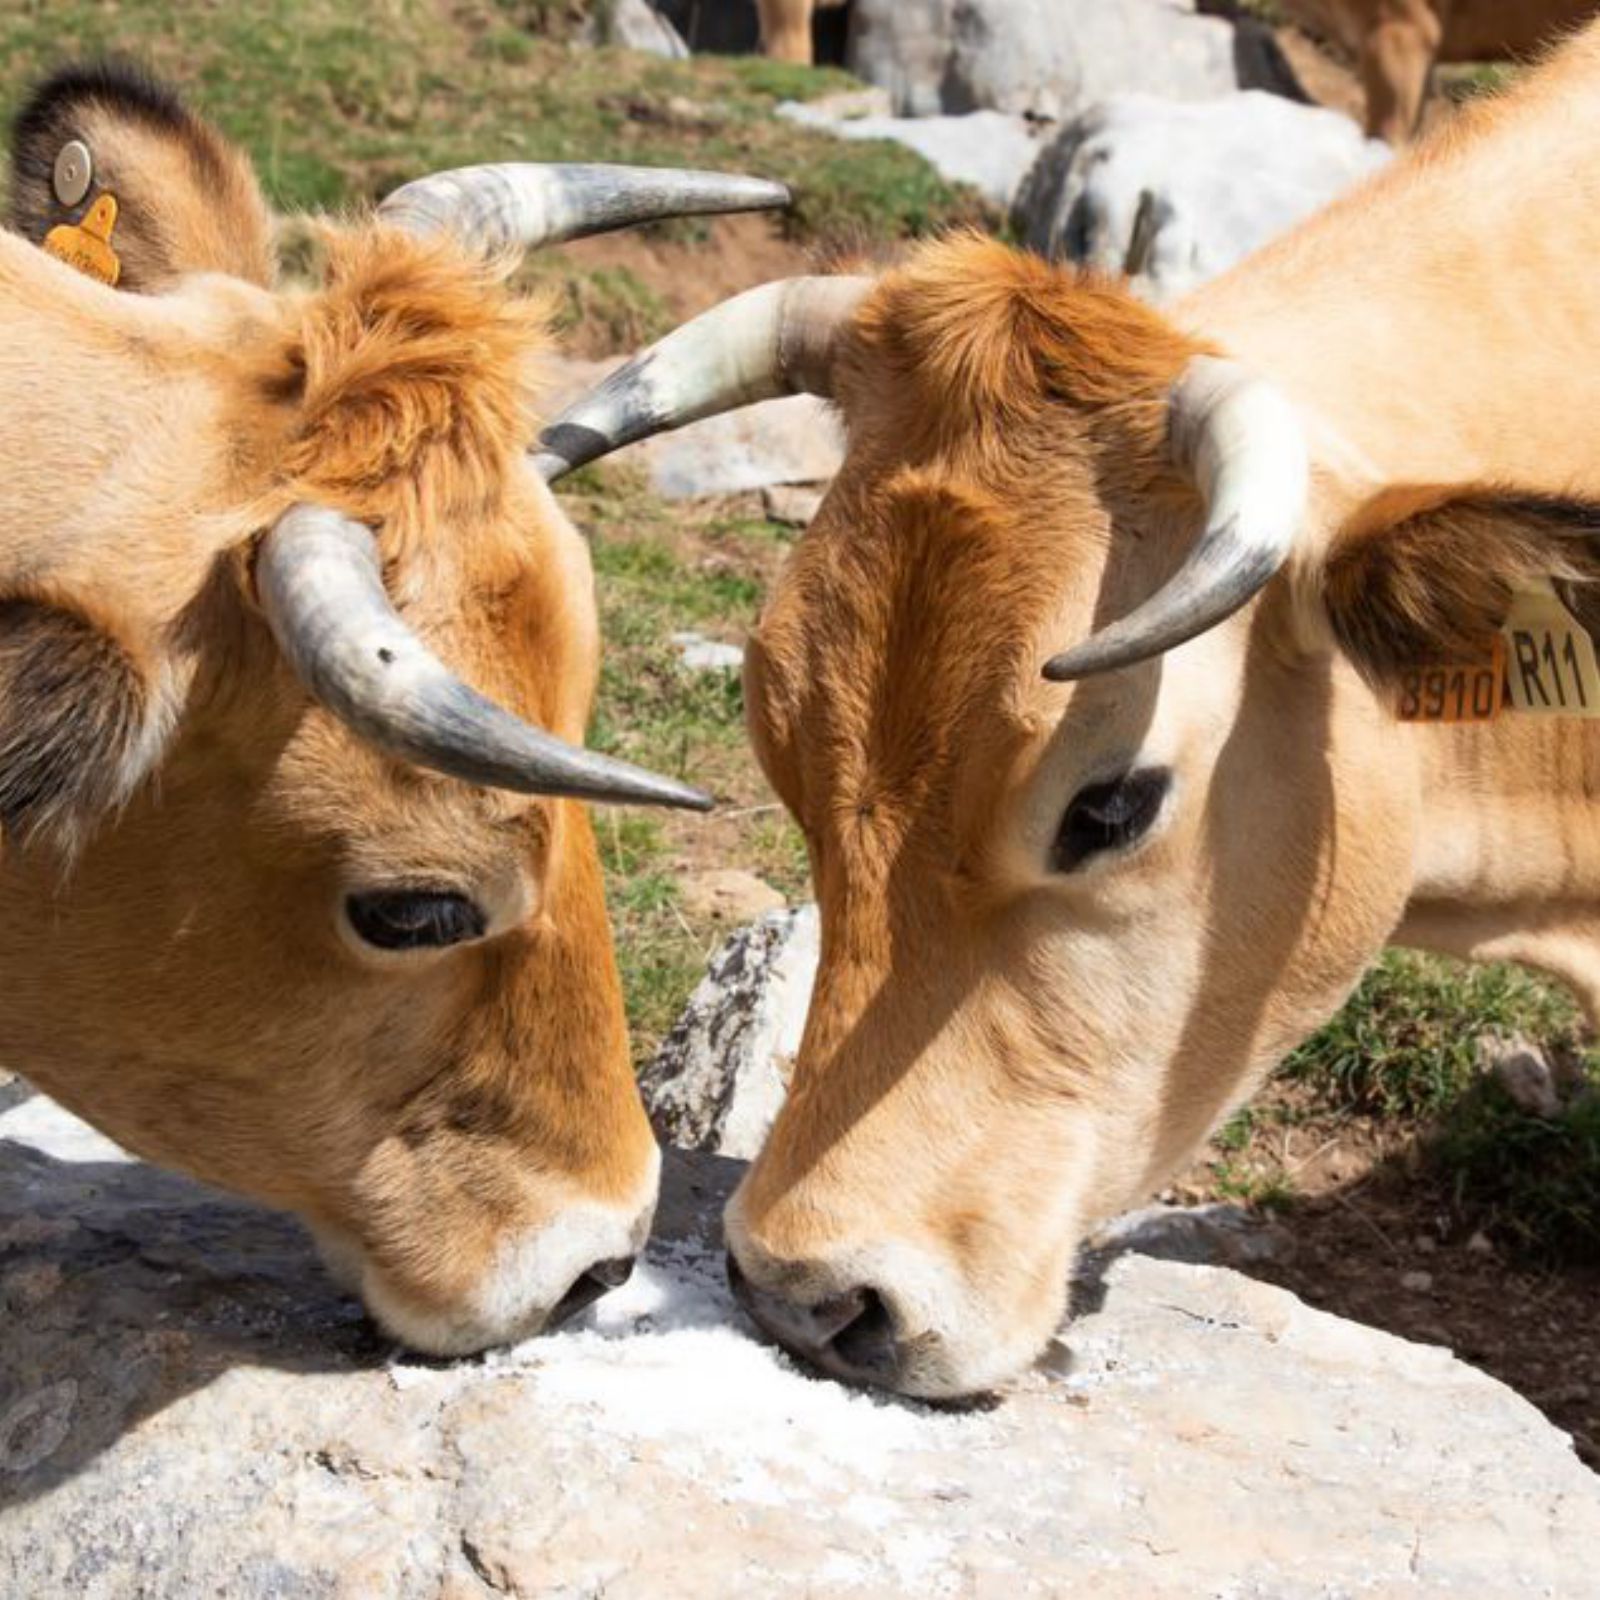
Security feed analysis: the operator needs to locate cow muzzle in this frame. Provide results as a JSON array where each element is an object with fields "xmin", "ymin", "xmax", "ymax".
[
  {"xmin": 727, "ymin": 1253, "xmax": 905, "ymax": 1389},
  {"xmin": 724, "ymin": 1209, "xmax": 1057, "ymax": 1399},
  {"xmin": 314, "ymin": 1157, "xmax": 659, "ymax": 1355}
]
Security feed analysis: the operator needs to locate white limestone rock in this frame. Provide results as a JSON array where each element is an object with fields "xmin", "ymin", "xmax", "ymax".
[
  {"xmin": 847, "ymin": 0, "xmax": 1246, "ymax": 119},
  {"xmin": 583, "ymin": 0, "xmax": 690, "ymax": 58},
  {"xmin": 778, "ymin": 100, "xmax": 1042, "ymax": 207},
  {"xmin": 640, "ymin": 905, "xmax": 819, "ymax": 1158},
  {"xmin": 1013, "ymin": 91, "xmax": 1390, "ymax": 298},
  {"xmin": 0, "ymin": 1090, "xmax": 1595, "ymax": 1597}
]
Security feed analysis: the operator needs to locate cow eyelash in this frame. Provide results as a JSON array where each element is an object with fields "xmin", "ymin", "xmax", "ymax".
[
  {"xmin": 1051, "ymin": 768, "xmax": 1171, "ymax": 874},
  {"xmin": 345, "ymin": 889, "xmax": 487, "ymax": 952}
]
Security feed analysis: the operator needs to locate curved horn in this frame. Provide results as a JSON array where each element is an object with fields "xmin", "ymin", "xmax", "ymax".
[
  {"xmin": 533, "ymin": 276, "xmax": 871, "ymax": 482},
  {"xmin": 257, "ymin": 505, "xmax": 711, "ymax": 811},
  {"xmin": 379, "ymin": 163, "xmax": 790, "ymax": 254},
  {"xmin": 1042, "ymin": 356, "xmax": 1308, "ymax": 682}
]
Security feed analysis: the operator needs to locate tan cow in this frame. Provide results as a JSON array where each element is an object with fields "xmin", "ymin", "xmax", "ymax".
[
  {"xmin": 0, "ymin": 64, "xmax": 787, "ymax": 1353},
  {"xmin": 1284, "ymin": 0, "xmax": 1599, "ymax": 143},
  {"xmin": 756, "ymin": 0, "xmax": 849, "ymax": 63},
  {"xmin": 538, "ymin": 23, "xmax": 1600, "ymax": 1395}
]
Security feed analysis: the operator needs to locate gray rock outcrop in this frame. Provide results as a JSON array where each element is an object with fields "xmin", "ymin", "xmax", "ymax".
[
  {"xmin": 1013, "ymin": 91, "xmax": 1390, "ymax": 298},
  {"xmin": 848, "ymin": 0, "xmax": 1247, "ymax": 119},
  {"xmin": 582, "ymin": 0, "xmax": 690, "ymax": 58},
  {"xmin": 1, "ymin": 1089, "xmax": 1596, "ymax": 1597},
  {"xmin": 544, "ymin": 359, "xmax": 844, "ymax": 499},
  {"xmin": 640, "ymin": 905, "xmax": 818, "ymax": 1156},
  {"xmin": 778, "ymin": 99, "xmax": 1041, "ymax": 207}
]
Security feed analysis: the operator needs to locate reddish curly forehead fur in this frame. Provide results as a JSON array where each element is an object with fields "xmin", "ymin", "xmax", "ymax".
[
  {"xmin": 839, "ymin": 233, "xmax": 1204, "ymax": 451},
  {"xmin": 267, "ymin": 228, "xmax": 554, "ymax": 546}
]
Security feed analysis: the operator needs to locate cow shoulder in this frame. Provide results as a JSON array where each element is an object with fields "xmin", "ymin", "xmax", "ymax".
[{"xmin": 9, "ymin": 60, "xmax": 275, "ymax": 293}]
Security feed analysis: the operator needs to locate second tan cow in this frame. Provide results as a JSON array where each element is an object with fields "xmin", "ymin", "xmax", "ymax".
[
  {"xmin": 1284, "ymin": 0, "xmax": 1599, "ymax": 142},
  {"xmin": 756, "ymin": 0, "xmax": 849, "ymax": 63},
  {"xmin": 539, "ymin": 23, "xmax": 1600, "ymax": 1395},
  {"xmin": 0, "ymin": 64, "xmax": 787, "ymax": 1353}
]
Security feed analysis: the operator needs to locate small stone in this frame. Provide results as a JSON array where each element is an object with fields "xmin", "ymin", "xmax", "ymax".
[
  {"xmin": 1466, "ymin": 1231, "xmax": 1496, "ymax": 1256},
  {"xmin": 1401, "ymin": 1270, "xmax": 1435, "ymax": 1294},
  {"xmin": 1480, "ymin": 1034, "xmax": 1564, "ymax": 1119},
  {"xmin": 678, "ymin": 869, "xmax": 786, "ymax": 924},
  {"xmin": 1413, "ymin": 1235, "xmax": 1439, "ymax": 1255},
  {"xmin": 670, "ymin": 631, "xmax": 744, "ymax": 673},
  {"xmin": 795, "ymin": 85, "xmax": 894, "ymax": 122},
  {"xmin": 1085, "ymin": 1202, "xmax": 1297, "ymax": 1270},
  {"xmin": 761, "ymin": 484, "xmax": 825, "ymax": 527}
]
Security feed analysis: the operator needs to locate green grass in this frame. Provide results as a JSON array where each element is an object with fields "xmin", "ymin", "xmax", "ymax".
[
  {"xmin": 0, "ymin": 0, "xmax": 987, "ymax": 243},
  {"xmin": 1277, "ymin": 951, "xmax": 1599, "ymax": 1261},
  {"xmin": 1282, "ymin": 951, "xmax": 1584, "ymax": 1118}
]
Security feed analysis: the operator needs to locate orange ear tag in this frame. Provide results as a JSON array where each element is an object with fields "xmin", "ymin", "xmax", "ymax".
[
  {"xmin": 1393, "ymin": 638, "xmax": 1506, "ymax": 724},
  {"xmin": 44, "ymin": 192, "xmax": 122, "ymax": 286}
]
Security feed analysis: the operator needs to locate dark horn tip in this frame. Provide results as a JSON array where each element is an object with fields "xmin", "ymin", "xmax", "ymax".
[
  {"xmin": 1041, "ymin": 651, "xmax": 1096, "ymax": 683},
  {"xmin": 670, "ymin": 783, "xmax": 717, "ymax": 814}
]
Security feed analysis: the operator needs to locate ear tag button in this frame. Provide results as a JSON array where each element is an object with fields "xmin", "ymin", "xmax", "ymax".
[
  {"xmin": 52, "ymin": 139, "xmax": 93, "ymax": 207},
  {"xmin": 1501, "ymin": 586, "xmax": 1600, "ymax": 716},
  {"xmin": 43, "ymin": 192, "xmax": 122, "ymax": 286}
]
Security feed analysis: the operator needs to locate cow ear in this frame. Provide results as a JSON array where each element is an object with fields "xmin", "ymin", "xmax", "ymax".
[
  {"xmin": 0, "ymin": 594, "xmax": 174, "ymax": 858},
  {"xmin": 1318, "ymin": 488, "xmax": 1600, "ymax": 687},
  {"xmin": 8, "ymin": 60, "xmax": 275, "ymax": 293}
]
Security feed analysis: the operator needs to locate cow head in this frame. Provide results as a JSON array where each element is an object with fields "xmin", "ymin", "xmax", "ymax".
[
  {"xmin": 540, "ymin": 233, "xmax": 1600, "ymax": 1393},
  {"xmin": 0, "ymin": 64, "xmax": 789, "ymax": 1352}
]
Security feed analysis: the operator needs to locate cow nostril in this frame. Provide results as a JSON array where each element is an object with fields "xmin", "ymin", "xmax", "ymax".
[
  {"xmin": 546, "ymin": 1255, "xmax": 636, "ymax": 1330},
  {"xmin": 588, "ymin": 1254, "xmax": 637, "ymax": 1290},
  {"xmin": 827, "ymin": 1287, "xmax": 898, "ymax": 1378}
]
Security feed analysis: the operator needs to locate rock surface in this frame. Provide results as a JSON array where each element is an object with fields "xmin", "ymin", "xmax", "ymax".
[
  {"xmin": 1, "ymin": 1089, "xmax": 1596, "ymax": 1597},
  {"xmin": 670, "ymin": 630, "xmax": 745, "ymax": 673},
  {"xmin": 779, "ymin": 100, "xmax": 1041, "ymax": 207},
  {"xmin": 641, "ymin": 906, "xmax": 818, "ymax": 1157},
  {"xmin": 677, "ymin": 867, "xmax": 786, "ymax": 924},
  {"xmin": 1013, "ymin": 91, "xmax": 1390, "ymax": 298},
  {"xmin": 544, "ymin": 359, "xmax": 844, "ymax": 499},
  {"xmin": 582, "ymin": 0, "xmax": 689, "ymax": 58},
  {"xmin": 761, "ymin": 483, "xmax": 825, "ymax": 527},
  {"xmin": 848, "ymin": 0, "xmax": 1248, "ymax": 119}
]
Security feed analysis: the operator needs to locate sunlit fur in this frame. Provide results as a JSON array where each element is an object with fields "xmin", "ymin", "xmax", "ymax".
[
  {"xmin": 0, "ymin": 68, "xmax": 656, "ymax": 1350},
  {"xmin": 1281, "ymin": 0, "xmax": 1594, "ymax": 144},
  {"xmin": 730, "ymin": 28, "xmax": 1600, "ymax": 1397}
]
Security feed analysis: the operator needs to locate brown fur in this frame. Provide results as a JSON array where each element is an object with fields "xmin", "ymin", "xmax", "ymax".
[
  {"xmin": 0, "ymin": 68, "xmax": 656, "ymax": 1350},
  {"xmin": 1324, "ymin": 488, "xmax": 1600, "ymax": 682}
]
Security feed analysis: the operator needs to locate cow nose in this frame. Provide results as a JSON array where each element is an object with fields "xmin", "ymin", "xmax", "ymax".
[
  {"xmin": 547, "ymin": 1252, "xmax": 638, "ymax": 1330},
  {"xmin": 727, "ymin": 1253, "xmax": 901, "ymax": 1387}
]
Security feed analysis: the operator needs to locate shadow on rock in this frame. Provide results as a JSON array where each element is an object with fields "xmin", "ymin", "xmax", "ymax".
[{"xmin": 0, "ymin": 1140, "xmax": 382, "ymax": 1509}]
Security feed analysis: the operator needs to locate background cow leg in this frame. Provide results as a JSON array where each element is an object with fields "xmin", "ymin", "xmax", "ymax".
[
  {"xmin": 1361, "ymin": 4, "xmax": 1444, "ymax": 143},
  {"xmin": 757, "ymin": 0, "xmax": 815, "ymax": 62}
]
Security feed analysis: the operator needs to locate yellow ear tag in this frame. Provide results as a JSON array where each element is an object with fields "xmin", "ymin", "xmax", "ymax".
[
  {"xmin": 44, "ymin": 192, "xmax": 122, "ymax": 286},
  {"xmin": 1500, "ymin": 585, "xmax": 1600, "ymax": 716}
]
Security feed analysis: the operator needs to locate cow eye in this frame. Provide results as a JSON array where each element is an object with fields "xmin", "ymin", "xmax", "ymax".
[
  {"xmin": 345, "ymin": 890, "xmax": 487, "ymax": 951},
  {"xmin": 1052, "ymin": 768, "xmax": 1171, "ymax": 873}
]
